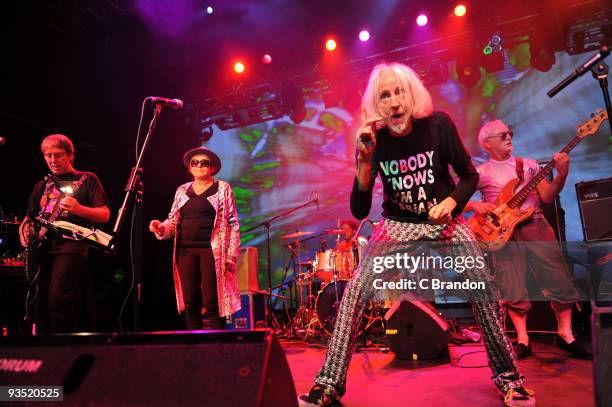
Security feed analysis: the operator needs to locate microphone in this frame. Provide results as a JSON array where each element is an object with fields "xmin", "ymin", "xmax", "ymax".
[
  {"xmin": 359, "ymin": 133, "xmax": 373, "ymax": 148},
  {"xmin": 147, "ymin": 97, "xmax": 184, "ymax": 110},
  {"xmin": 314, "ymin": 192, "xmax": 319, "ymax": 210},
  {"xmin": 0, "ymin": 137, "xmax": 5, "ymax": 146}
]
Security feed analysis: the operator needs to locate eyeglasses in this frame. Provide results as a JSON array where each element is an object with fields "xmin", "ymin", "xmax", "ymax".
[
  {"xmin": 190, "ymin": 159, "xmax": 211, "ymax": 168},
  {"xmin": 487, "ymin": 131, "xmax": 513, "ymax": 141}
]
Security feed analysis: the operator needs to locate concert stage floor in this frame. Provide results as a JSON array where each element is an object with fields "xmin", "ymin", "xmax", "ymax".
[{"xmin": 283, "ymin": 336, "xmax": 594, "ymax": 407}]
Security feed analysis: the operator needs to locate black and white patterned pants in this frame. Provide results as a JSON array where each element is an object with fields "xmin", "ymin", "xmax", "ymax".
[{"xmin": 314, "ymin": 217, "xmax": 524, "ymax": 394}]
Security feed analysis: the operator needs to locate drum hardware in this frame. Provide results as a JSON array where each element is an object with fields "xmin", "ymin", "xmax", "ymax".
[
  {"xmin": 281, "ymin": 230, "xmax": 315, "ymax": 239},
  {"xmin": 243, "ymin": 193, "xmax": 319, "ymax": 330}
]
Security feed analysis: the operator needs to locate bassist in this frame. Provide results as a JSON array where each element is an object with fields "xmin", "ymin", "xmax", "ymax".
[{"xmin": 465, "ymin": 120, "xmax": 590, "ymax": 359}]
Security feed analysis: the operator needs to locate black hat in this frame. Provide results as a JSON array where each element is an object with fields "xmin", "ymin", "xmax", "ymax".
[{"xmin": 182, "ymin": 147, "xmax": 222, "ymax": 175}]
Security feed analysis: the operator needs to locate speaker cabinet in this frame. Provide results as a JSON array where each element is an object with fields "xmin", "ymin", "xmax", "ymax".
[
  {"xmin": 576, "ymin": 178, "xmax": 612, "ymax": 242},
  {"xmin": 0, "ymin": 330, "xmax": 297, "ymax": 407},
  {"xmin": 384, "ymin": 298, "xmax": 451, "ymax": 360}
]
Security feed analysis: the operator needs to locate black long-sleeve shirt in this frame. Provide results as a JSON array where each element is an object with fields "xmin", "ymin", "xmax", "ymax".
[{"xmin": 350, "ymin": 111, "xmax": 478, "ymax": 223}]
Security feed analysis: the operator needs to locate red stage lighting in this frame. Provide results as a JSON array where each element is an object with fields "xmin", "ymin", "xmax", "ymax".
[
  {"xmin": 325, "ymin": 38, "xmax": 337, "ymax": 51},
  {"xmin": 262, "ymin": 54, "xmax": 272, "ymax": 64},
  {"xmin": 416, "ymin": 14, "xmax": 428, "ymax": 27},
  {"xmin": 454, "ymin": 4, "xmax": 467, "ymax": 17},
  {"xmin": 233, "ymin": 61, "xmax": 245, "ymax": 74},
  {"xmin": 359, "ymin": 30, "xmax": 370, "ymax": 42}
]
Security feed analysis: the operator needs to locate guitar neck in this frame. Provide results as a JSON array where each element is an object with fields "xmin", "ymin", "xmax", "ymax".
[
  {"xmin": 507, "ymin": 135, "xmax": 583, "ymax": 208},
  {"xmin": 41, "ymin": 174, "xmax": 88, "ymax": 224}
]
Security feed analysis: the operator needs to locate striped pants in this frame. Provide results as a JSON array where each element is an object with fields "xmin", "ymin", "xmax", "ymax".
[{"xmin": 314, "ymin": 218, "xmax": 524, "ymax": 394}]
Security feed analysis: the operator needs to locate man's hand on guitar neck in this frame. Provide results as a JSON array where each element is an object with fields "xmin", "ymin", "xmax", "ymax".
[
  {"xmin": 552, "ymin": 152, "xmax": 569, "ymax": 178},
  {"xmin": 538, "ymin": 152, "xmax": 570, "ymax": 204}
]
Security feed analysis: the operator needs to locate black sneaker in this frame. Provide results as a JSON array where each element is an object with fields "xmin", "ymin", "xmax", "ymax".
[
  {"xmin": 298, "ymin": 384, "xmax": 341, "ymax": 407},
  {"xmin": 554, "ymin": 335, "xmax": 592, "ymax": 360},
  {"xmin": 499, "ymin": 387, "xmax": 536, "ymax": 407},
  {"xmin": 513, "ymin": 342, "xmax": 533, "ymax": 360}
]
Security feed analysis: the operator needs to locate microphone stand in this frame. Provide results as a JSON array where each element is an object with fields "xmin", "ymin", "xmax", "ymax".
[
  {"xmin": 111, "ymin": 103, "xmax": 163, "ymax": 331},
  {"xmin": 243, "ymin": 196, "xmax": 318, "ymax": 329},
  {"xmin": 548, "ymin": 45, "xmax": 611, "ymax": 134}
]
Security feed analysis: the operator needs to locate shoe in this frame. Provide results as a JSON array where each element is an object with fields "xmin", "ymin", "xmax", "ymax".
[
  {"xmin": 554, "ymin": 335, "xmax": 592, "ymax": 360},
  {"xmin": 298, "ymin": 384, "xmax": 341, "ymax": 407},
  {"xmin": 513, "ymin": 342, "xmax": 533, "ymax": 360},
  {"xmin": 499, "ymin": 387, "xmax": 536, "ymax": 407}
]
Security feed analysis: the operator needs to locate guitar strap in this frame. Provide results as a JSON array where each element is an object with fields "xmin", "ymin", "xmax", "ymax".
[{"xmin": 515, "ymin": 156, "xmax": 524, "ymax": 181}]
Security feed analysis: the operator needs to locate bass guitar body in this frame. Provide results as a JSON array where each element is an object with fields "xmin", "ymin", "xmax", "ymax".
[{"xmin": 468, "ymin": 179, "xmax": 535, "ymax": 251}]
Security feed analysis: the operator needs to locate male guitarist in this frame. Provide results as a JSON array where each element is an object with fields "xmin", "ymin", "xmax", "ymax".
[
  {"xmin": 464, "ymin": 120, "xmax": 590, "ymax": 359},
  {"xmin": 19, "ymin": 134, "xmax": 110, "ymax": 333}
]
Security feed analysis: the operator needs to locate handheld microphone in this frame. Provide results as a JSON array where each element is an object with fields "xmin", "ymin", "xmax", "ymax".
[
  {"xmin": 359, "ymin": 133, "xmax": 374, "ymax": 148},
  {"xmin": 315, "ymin": 192, "xmax": 319, "ymax": 210},
  {"xmin": 147, "ymin": 97, "xmax": 184, "ymax": 110}
]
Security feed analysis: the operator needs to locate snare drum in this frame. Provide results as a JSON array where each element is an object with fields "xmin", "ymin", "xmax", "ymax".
[{"xmin": 313, "ymin": 249, "xmax": 355, "ymax": 282}]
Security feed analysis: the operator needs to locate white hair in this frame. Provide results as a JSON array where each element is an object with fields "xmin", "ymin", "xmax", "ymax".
[
  {"xmin": 477, "ymin": 119, "xmax": 506, "ymax": 150},
  {"xmin": 361, "ymin": 63, "xmax": 433, "ymax": 120}
]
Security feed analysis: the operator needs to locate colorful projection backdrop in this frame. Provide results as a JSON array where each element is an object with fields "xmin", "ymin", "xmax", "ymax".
[{"xmin": 205, "ymin": 51, "xmax": 611, "ymax": 291}]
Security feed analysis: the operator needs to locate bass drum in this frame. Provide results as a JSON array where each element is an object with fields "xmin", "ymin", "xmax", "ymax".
[{"xmin": 315, "ymin": 281, "xmax": 377, "ymax": 334}]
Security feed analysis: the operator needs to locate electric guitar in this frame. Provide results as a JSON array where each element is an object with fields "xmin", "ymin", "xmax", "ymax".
[{"xmin": 469, "ymin": 109, "xmax": 608, "ymax": 251}]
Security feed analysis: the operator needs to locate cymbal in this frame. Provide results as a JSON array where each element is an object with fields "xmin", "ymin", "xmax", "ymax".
[
  {"xmin": 325, "ymin": 229, "xmax": 344, "ymax": 234},
  {"xmin": 281, "ymin": 230, "xmax": 314, "ymax": 239}
]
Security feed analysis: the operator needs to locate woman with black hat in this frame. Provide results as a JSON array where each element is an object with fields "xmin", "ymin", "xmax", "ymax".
[{"xmin": 149, "ymin": 147, "xmax": 241, "ymax": 329}]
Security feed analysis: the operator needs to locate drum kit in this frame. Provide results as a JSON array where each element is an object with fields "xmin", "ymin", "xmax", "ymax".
[{"xmin": 281, "ymin": 228, "xmax": 384, "ymax": 339}]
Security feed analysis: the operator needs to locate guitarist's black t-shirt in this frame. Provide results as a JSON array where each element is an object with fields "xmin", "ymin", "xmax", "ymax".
[{"xmin": 26, "ymin": 171, "xmax": 109, "ymax": 255}]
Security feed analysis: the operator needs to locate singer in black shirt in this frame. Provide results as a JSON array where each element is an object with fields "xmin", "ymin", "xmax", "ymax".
[{"xmin": 299, "ymin": 63, "xmax": 535, "ymax": 407}]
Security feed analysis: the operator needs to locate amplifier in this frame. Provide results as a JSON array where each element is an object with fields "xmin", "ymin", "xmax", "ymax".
[{"xmin": 576, "ymin": 178, "xmax": 612, "ymax": 242}]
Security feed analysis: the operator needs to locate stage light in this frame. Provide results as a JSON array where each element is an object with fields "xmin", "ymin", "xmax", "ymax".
[
  {"xmin": 456, "ymin": 58, "xmax": 481, "ymax": 88},
  {"xmin": 359, "ymin": 30, "xmax": 370, "ymax": 42},
  {"xmin": 200, "ymin": 126, "xmax": 213, "ymax": 142},
  {"xmin": 483, "ymin": 33, "xmax": 503, "ymax": 55},
  {"xmin": 454, "ymin": 4, "xmax": 467, "ymax": 17},
  {"xmin": 416, "ymin": 14, "xmax": 428, "ymax": 27},
  {"xmin": 262, "ymin": 54, "xmax": 272, "ymax": 64},
  {"xmin": 234, "ymin": 61, "xmax": 245, "ymax": 74},
  {"xmin": 325, "ymin": 38, "xmax": 337, "ymax": 51},
  {"xmin": 206, "ymin": 6, "xmax": 213, "ymax": 14}
]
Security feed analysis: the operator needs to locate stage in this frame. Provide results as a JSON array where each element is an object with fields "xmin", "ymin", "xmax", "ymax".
[{"xmin": 283, "ymin": 335, "xmax": 594, "ymax": 407}]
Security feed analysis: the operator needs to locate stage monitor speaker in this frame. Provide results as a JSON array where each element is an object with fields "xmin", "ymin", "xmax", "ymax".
[
  {"xmin": 384, "ymin": 298, "xmax": 451, "ymax": 360},
  {"xmin": 0, "ymin": 330, "xmax": 297, "ymax": 407},
  {"xmin": 576, "ymin": 178, "xmax": 612, "ymax": 242},
  {"xmin": 237, "ymin": 247, "xmax": 259, "ymax": 292},
  {"xmin": 592, "ymin": 311, "xmax": 612, "ymax": 407}
]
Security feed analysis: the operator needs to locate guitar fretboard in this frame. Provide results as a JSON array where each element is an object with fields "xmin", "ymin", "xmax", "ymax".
[{"xmin": 507, "ymin": 135, "xmax": 583, "ymax": 209}]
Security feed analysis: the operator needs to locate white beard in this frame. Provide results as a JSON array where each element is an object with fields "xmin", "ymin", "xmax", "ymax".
[{"xmin": 388, "ymin": 120, "xmax": 409, "ymax": 136}]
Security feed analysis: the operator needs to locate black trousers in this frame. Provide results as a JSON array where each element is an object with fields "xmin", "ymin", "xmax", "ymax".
[
  {"xmin": 177, "ymin": 246, "xmax": 223, "ymax": 330},
  {"xmin": 37, "ymin": 251, "xmax": 91, "ymax": 333}
]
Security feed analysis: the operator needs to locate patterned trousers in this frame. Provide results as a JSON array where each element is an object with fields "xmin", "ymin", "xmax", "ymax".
[{"xmin": 314, "ymin": 218, "xmax": 524, "ymax": 394}]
